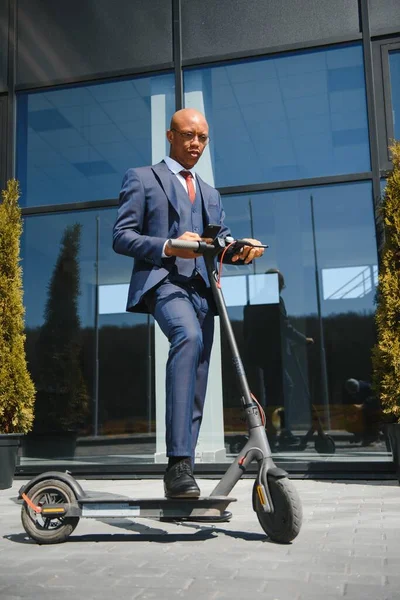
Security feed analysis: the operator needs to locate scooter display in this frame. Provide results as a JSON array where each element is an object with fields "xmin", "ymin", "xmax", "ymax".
[{"xmin": 19, "ymin": 235, "xmax": 303, "ymax": 545}]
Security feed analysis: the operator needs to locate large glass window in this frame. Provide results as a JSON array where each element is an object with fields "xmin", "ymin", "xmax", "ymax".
[
  {"xmin": 220, "ymin": 181, "xmax": 384, "ymax": 459},
  {"xmin": 21, "ymin": 208, "xmax": 154, "ymax": 462},
  {"xmin": 389, "ymin": 50, "xmax": 400, "ymax": 140},
  {"xmin": 184, "ymin": 44, "xmax": 370, "ymax": 187},
  {"xmin": 16, "ymin": 73, "xmax": 175, "ymax": 207}
]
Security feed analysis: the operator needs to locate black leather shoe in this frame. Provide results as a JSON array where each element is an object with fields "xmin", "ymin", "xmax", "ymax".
[{"xmin": 164, "ymin": 459, "xmax": 200, "ymax": 499}]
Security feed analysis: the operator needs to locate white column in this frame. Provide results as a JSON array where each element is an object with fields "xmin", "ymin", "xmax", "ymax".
[
  {"xmin": 184, "ymin": 71, "xmax": 215, "ymax": 187},
  {"xmin": 152, "ymin": 74, "xmax": 226, "ymax": 463},
  {"xmin": 151, "ymin": 76, "xmax": 174, "ymax": 164},
  {"xmin": 154, "ymin": 317, "xmax": 226, "ymax": 463}
]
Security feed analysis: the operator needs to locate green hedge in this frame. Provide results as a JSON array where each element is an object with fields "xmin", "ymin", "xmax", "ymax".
[
  {"xmin": 372, "ymin": 142, "xmax": 400, "ymax": 421},
  {"xmin": 0, "ymin": 180, "xmax": 35, "ymax": 433}
]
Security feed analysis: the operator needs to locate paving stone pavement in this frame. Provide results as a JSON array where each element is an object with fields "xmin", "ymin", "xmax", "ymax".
[{"xmin": 1, "ymin": 477, "xmax": 400, "ymax": 600}]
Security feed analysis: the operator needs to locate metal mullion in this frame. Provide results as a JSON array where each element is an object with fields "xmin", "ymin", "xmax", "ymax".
[
  {"xmin": 14, "ymin": 63, "xmax": 174, "ymax": 94},
  {"xmin": 381, "ymin": 41, "xmax": 400, "ymax": 156},
  {"xmin": 21, "ymin": 198, "xmax": 118, "ymax": 217},
  {"xmin": 20, "ymin": 174, "xmax": 374, "ymax": 215},
  {"xmin": 182, "ymin": 35, "xmax": 363, "ymax": 69},
  {"xmin": 172, "ymin": 0, "xmax": 183, "ymax": 110},
  {"xmin": 217, "ymin": 172, "xmax": 373, "ymax": 197},
  {"xmin": 6, "ymin": 0, "xmax": 16, "ymax": 180},
  {"xmin": 0, "ymin": 96, "xmax": 6, "ymax": 189},
  {"xmin": 360, "ymin": 0, "xmax": 382, "ymax": 224}
]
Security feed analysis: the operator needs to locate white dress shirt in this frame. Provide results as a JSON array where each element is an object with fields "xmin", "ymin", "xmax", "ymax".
[
  {"xmin": 161, "ymin": 157, "xmax": 198, "ymax": 257},
  {"xmin": 163, "ymin": 156, "xmax": 197, "ymax": 193}
]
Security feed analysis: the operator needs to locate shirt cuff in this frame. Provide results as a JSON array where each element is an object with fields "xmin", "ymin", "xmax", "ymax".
[{"xmin": 162, "ymin": 240, "xmax": 171, "ymax": 258}]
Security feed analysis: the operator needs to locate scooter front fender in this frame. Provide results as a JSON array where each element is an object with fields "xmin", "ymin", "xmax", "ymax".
[{"xmin": 18, "ymin": 471, "xmax": 86, "ymax": 500}]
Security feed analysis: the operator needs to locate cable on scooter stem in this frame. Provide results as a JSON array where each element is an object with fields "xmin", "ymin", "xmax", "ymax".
[
  {"xmin": 217, "ymin": 240, "xmax": 235, "ymax": 287},
  {"xmin": 251, "ymin": 393, "xmax": 266, "ymax": 426},
  {"xmin": 167, "ymin": 236, "xmax": 267, "ymax": 426}
]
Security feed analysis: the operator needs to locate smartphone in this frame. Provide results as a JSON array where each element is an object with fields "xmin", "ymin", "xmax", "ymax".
[{"xmin": 201, "ymin": 223, "xmax": 222, "ymax": 240}]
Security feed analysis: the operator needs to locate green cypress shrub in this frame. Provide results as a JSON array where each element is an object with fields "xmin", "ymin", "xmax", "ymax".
[
  {"xmin": 0, "ymin": 180, "xmax": 36, "ymax": 433},
  {"xmin": 372, "ymin": 141, "xmax": 400, "ymax": 421}
]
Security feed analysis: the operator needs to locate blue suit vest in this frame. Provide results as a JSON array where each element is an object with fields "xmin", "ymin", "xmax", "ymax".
[{"xmin": 169, "ymin": 176, "xmax": 209, "ymax": 285}]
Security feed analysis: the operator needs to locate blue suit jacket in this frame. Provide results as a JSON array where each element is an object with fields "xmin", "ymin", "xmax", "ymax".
[{"xmin": 113, "ymin": 161, "xmax": 231, "ymax": 313}]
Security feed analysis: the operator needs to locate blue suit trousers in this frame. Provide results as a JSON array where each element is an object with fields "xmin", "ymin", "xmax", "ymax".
[{"xmin": 149, "ymin": 280, "xmax": 215, "ymax": 459}]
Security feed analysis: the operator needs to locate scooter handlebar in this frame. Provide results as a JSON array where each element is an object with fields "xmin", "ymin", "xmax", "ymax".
[
  {"xmin": 167, "ymin": 237, "xmax": 268, "ymax": 253},
  {"xmin": 167, "ymin": 239, "xmax": 213, "ymax": 252}
]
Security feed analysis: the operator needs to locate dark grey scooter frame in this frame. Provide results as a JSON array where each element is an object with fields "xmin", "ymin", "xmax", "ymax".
[
  {"xmin": 19, "ymin": 237, "xmax": 300, "ymax": 540},
  {"xmin": 171, "ymin": 236, "xmax": 288, "ymax": 513}
]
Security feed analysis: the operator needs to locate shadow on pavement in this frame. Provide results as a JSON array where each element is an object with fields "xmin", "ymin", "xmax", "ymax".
[{"xmin": 4, "ymin": 517, "xmax": 270, "ymax": 544}]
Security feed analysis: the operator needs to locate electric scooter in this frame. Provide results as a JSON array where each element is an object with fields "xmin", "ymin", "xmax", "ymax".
[
  {"xmin": 18, "ymin": 235, "xmax": 303, "ymax": 545},
  {"xmin": 266, "ymin": 348, "xmax": 336, "ymax": 454},
  {"xmin": 292, "ymin": 348, "xmax": 335, "ymax": 454}
]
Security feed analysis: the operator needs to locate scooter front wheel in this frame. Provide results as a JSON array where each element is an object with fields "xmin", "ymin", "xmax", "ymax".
[
  {"xmin": 314, "ymin": 434, "xmax": 336, "ymax": 454},
  {"xmin": 21, "ymin": 479, "xmax": 79, "ymax": 544},
  {"xmin": 253, "ymin": 476, "xmax": 302, "ymax": 543}
]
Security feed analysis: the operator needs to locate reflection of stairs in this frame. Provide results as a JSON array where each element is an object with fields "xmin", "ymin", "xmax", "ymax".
[{"xmin": 326, "ymin": 266, "xmax": 373, "ymax": 300}]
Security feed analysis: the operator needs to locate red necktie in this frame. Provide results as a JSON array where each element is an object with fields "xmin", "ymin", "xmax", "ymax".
[{"xmin": 180, "ymin": 170, "xmax": 196, "ymax": 203}]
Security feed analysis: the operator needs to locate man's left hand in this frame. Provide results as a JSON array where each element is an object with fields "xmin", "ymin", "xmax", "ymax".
[{"xmin": 231, "ymin": 238, "xmax": 265, "ymax": 264}]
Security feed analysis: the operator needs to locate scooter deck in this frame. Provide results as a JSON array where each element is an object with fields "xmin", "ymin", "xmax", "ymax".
[{"xmin": 66, "ymin": 493, "xmax": 236, "ymax": 520}]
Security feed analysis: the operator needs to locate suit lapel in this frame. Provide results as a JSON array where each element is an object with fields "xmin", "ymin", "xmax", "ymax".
[
  {"xmin": 151, "ymin": 161, "xmax": 180, "ymax": 217},
  {"xmin": 151, "ymin": 163, "xmax": 213, "ymax": 226},
  {"xmin": 196, "ymin": 175, "xmax": 211, "ymax": 225}
]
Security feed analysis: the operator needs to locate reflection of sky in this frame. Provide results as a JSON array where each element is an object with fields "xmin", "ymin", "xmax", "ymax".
[
  {"xmin": 322, "ymin": 265, "xmax": 378, "ymax": 300},
  {"xmin": 17, "ymin": 74, "xmax": 175, "ymax": 207},
  {"xmin": 389, "ymin": 50, "xmax": 400, "ymax": 140},
  {"xmin": 185, "ymin": 43, "xmax": 370, "ymax": 187},
  {"xmin": 16, "ymin": 43, "xmax": 373, "ymax": 210},
  {"xmin": 98, "ymin": 273, "xmax": 280, "ymax": 314},
  {"xmin": 222, "ymin": 181, "xmax": 378, "ymax": 317},
  {"xmin": 22, "ymin": 181, "xmax": 378, "ymax": 329},
  {"xmin": 22, "ymin": 207, "xmax": 123, "ymax": 328}
]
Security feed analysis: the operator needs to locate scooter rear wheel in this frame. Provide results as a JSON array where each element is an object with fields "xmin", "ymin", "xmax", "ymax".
[
  {"xmin": 253, "ymin": 476, "xmax": 302, "ymax": 543},
  {"xmin": 21, "ymin": 479, "xmax": 79, "ymax": 544},
  {"xmin": 315, "ymin": 434, "xmax": 336, "ymax": 454}
]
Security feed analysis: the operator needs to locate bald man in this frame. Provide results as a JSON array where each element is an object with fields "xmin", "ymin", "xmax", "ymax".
[{"xmin": 113, "ymin": 109, "xmax": 263, "ymax": 498}]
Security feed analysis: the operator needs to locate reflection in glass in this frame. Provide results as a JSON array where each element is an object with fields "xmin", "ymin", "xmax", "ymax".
[
  {"xmin": 220, "ymin": 181, "xmax": 384, "ymax": 457},
  {"xmin": 184, "ymin": 43, "xmax": 370, "ymax": 187},
  {"xmin": 16, "ymin": 73, "xmax": 175, "ymax": 206},
  {"xmin": 22, "ymin": 208, "xmax": 154, "ymax": 460},
  {"xmin": 33, "ymin": 223, "xmax": 90, "ymax": 436},
  {"xmin": 322, "ymin": 265, "xmax": 378, "ymax": 300},
  {"xmin": 222, "ymin": 272, "xmax": 279, "ymax": 307},
  {"xmin": 389, "ymin": 50, "xmax": 400, "ymax": 140}
]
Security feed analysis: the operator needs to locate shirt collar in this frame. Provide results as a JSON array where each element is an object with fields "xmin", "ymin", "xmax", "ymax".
[{"xmin": 164, "ymin": 156, "xmax": 196, "ymax": 178}]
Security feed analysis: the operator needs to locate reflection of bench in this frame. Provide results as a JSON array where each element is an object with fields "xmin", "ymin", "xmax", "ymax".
[
  {"xmin": 317, "ymin": 404, "xmax": 364, "ymax": 434},
  {"xmin": 223, "ymin": 403, "xmax": 375, "ymax": 436}
]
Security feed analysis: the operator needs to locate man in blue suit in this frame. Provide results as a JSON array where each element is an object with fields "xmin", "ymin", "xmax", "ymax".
[{"xmin": 113, "ymin": 108, "xmax": 264, "ymax": 498}]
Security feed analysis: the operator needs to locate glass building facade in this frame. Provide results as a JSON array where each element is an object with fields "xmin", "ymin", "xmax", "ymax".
[{"xmin": 0, "ymin": 0, "xmax": 399, "ymax": 477}]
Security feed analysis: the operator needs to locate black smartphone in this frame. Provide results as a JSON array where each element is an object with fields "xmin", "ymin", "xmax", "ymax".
[{"xmin": 201, "ymin": 223, "xmax": 222, "ymax": 240}]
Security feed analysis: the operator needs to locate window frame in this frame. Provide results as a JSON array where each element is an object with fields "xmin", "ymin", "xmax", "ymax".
[
  {"xmin": 0, "ymin": 95, "xmax": 6, "ymax": 190},
  {"xmin": 373, "ymin": 37, "xmax": 400, "ymax": 173},
  {"xmin": 382, "ymin": 41, "xmax": 400, "ymax": 152}
]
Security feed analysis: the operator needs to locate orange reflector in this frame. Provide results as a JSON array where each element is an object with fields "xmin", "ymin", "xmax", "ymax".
[
  {"xmin": 257, "ymin": 485, "xmax": 267, "ymax": 506},
  {"xmin": 41, "ymin": 507, "xmax": 66, "ymax": 514}
]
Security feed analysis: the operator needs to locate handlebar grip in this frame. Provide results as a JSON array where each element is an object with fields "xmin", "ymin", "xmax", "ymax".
[
  {"xmin": 167, "ymin": 239, "xmax": 216, "ymax": 253},
  {"xmin": 167, "ymin": 239, "xmax": 202, "ymax": 251}
]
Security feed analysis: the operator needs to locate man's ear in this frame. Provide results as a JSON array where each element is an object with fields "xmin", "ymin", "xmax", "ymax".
[{"xmin": 166, "ymin": 130, "xmax": 173, "ymax": 144}]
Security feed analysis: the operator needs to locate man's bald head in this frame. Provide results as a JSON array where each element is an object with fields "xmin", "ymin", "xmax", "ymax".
[
  {"xmin": 167, "ymin": 109, "xmax": 209, "ymax": 169},
  {"xmin": 169, "ymin": 108, "xmax": 208, "ymax": 130}
]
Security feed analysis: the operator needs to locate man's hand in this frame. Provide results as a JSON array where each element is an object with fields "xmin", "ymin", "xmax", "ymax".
[
  {"xmin": 164, "ymin": 231, "xmax": 203, "ymax": 259},
  {"xmin": 306, "ymin": 337, "xmax": 314, "ymax": 345},
  {"xmin": 231, "ymin": 238, "xmax": 265, "ymax": 264}
]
